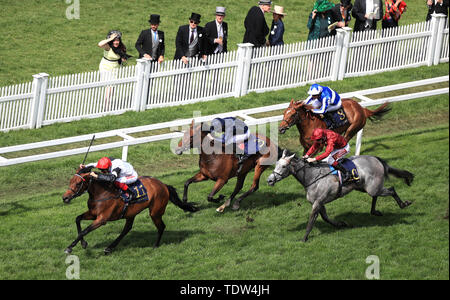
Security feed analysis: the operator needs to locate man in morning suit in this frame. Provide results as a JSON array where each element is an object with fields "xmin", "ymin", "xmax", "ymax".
[
  {"xmin": 135, "ymin": 14, "xmax": 165, "ymax": 63},
  {"xmin": 243, "ymin": 0, "xmax": 271, "ymax": 47},
  {"xmin": 204, "ymin": 7, "xmax": 228, "ymax": 55},
  {"xmin": 174, "ymin": 12, "xmax": 206, "ymax": 64}
]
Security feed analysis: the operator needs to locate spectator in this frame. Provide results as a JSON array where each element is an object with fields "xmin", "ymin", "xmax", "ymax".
[
  {"xmin": 268, "ymin": 5, "xmax": 286, "ymax": 46},
  {"xmin": 174, "ymin": 12, "xmax": 206, "ymax": 64},
  {"xmin": 204, "ymin": 7, "xmax": 228, "ymax": 55},
  {"xmin": 98, "ymin": 30, "xmax": 130, "ymax": 79},
  {"xmin": 243, "ymin": 0, "xmax": 271, "ymax": 47},
  {"xmin": 307, "ymin": 0, "xmax": 336, "ymax": 40},
  {"xmin": 135, "ymin": 14, "xmax": 165, "ymax": 63},
  {"xmin": 330, "ymin": 0, "xmax": 353, "ymax": 29},
  {"xmin": 352, "ymin": 0, "xmax": 383, "ymax": 32},
  {"xmin": 426, "ymin": 0, "xmax": 449, "ymax": 21},
  {"xmin": 382, "ymin": 0, "xmax": 407, "ymax": 29}
]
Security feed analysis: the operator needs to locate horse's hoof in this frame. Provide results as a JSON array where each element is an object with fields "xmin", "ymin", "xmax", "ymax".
[
  {"xmin": 338, "ymin": 221, "xmax": 348, "ymax": 228},
  {"xmin": 371, "ymin": 210, "xmax": 383, "ymax": 217},
  {"xmin": 231, "ymin": 203, "xmax": 240, "ymax": 211},
  {"xmin": 81, "ymin": 240, "xmax": 88, "ymax": 249},
  {"xmin": 64, "ymin": 248, "xmax": 72, "ymax": 254},
  {"xmin": 104, "ymin": 248, "xmax": 113, "ymax": 255},
  {"xmin": 216, "ymin": 206, "xmax": 225, "ymax": 213},
  {"xmin": 403, "ymin": 201, "xmax": 412, "ymax": 208}
]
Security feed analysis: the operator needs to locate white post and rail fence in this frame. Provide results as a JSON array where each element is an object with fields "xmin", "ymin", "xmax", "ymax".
[{"xmin": 0, "ymin": 15, "xmax": 448, "ymax": 132}]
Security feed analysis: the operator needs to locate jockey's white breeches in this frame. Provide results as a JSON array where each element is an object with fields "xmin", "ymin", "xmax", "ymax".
[{"xmin": 322, "ymin": 144, "xmax": 350, "ymax": 165}]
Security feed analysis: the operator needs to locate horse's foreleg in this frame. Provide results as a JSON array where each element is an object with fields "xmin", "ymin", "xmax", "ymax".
[
  {"xmin": 207, "ymin": 178, "xmax": 227, "ymax": 204},
  {"xmin": 301, "ymin": 202, "xmax": 321, "ymax": 242},
  {"xmin": 216, "ymin": 174, "xmax": 247, "ymax": 213},
  {"xmin": 319, "ymin": 206, "xmax": 347, "ymax": 228},
  {"xmin": 65, "ymin": 216, "xmax": 107, "ymax": 254},
  {"xmin": 183, "ymin": 172, "xmax": 208, "ymax": 203},
  {"xmin": 104, "ymin": 217, "xmax": 135, "ymax": 255},
  {"xmin": 232, "ymin": 164, "xmax": 268, "ymax": 211}
]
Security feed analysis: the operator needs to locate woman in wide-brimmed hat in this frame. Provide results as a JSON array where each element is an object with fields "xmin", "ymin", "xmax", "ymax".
[
  {"xmin": 307, "ymin": 0, "xmax": 336, "ymax": 41},
  {"xmin": 268, "ymin": 5, "xmax": 286, "ymax": 46}
]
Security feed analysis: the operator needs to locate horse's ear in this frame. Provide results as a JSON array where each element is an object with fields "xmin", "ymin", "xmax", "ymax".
[
  {"xmin": 282, "ymin": 149, "xmax": 288, "ymax": 158},
  {"xmin": 287, "ymin": 153, "xmax": 296, "ymax": 161}
]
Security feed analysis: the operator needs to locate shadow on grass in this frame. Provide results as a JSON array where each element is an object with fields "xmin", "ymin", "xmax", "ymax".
[{"xmin": 289, "ymin": 211, "xmax": 419, "ymax": 236}]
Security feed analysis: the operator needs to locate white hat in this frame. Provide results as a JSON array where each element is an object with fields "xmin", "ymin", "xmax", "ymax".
[
  {"xmin": 271, "ymin": 5, "xmax": 287, "ymax": 15},
  {"xmin": 216, "ymin": 6, "xmax": 226, "ymax": 16}
]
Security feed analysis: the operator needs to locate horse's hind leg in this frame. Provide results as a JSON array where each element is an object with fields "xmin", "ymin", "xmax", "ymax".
[
  {"xmin": 378, "ymin": 186, "xmax": 412, "ymax": 209},
  {"xmin": 370, "ymin": 197, "xmax": 383, "ymax": 216},
  {"xmin": 104, "ymin": 217, "xmax": 135, "ymax": 255},
  {"xmin": 151, "ymin": 215, "xmax": 166, "ymax": 248},
  {"xmin": 232, "ymin": 164, "xmax": 268, "ymax": 211}
]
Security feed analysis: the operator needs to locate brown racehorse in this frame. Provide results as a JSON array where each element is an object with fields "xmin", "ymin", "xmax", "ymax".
[
  {"xmin": 62, "ymin": 167, "xmax": 197, "ymax": 254},
  {"xmin": 175, "ymin": 120, "xmax": 281, "ymax": 212},
  {"xmin": 279, "ymin": 99, "xmax": 391, "ymax": 153}
]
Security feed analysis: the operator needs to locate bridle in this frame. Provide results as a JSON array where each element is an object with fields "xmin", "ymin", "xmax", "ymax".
[{"xmin": 68, "ymin": 173, "xmax": 91, "ymax": 199}]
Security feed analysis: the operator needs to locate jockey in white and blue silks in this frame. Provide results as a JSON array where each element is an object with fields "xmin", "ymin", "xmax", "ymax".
[{"xmin": 304, "ymin": 84, "xmax": 342, "ymax": 114}]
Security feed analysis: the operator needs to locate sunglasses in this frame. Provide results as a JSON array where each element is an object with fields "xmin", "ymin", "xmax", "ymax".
[{"xmin": 190, "ymin": 20, "xmax": 199, "ymax": 25}]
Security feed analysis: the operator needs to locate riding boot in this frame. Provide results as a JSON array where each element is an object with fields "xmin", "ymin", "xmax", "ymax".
[
  {"xmin": 236, "ymin": 153, "xmax": 251, "ymax": 174},
  {"xmin": 125, "ymin": 187, "xmax": 137, "ymax": 202},
  {"xmin": 333, "ymin": 162, "xmax": 350, "ymax": 183}
]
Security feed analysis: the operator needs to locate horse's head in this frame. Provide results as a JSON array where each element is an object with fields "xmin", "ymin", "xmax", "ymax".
[
  {"xmin": 62, "ymin": 167, "xmax": 92, "ymax": 204},
  {"xmin": 175, "ymin": 119, "xmax": 206, "ymax": 155},
  {"xmin": 279, "ymin": 99, "xmax": 307, "ymax": 134},
  {"xmin": 267, "ymin": 149, "xmax": 296, "ymax": 186}
]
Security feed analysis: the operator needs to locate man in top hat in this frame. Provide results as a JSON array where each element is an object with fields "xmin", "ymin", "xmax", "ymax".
[
  {"xmin": 174, "ymin": 12, "xmax": 207, "ymax": 64},
  {"xmin": 243, "ymin": 0, "xmax": 271, "ymax": 47},
  {"xmin": 204, "ymin": 7, "xmax": 228, "ymax": 55},
  {"xmin": 135, "ymin": 14, "xmax": 165, "ymax": 63}
]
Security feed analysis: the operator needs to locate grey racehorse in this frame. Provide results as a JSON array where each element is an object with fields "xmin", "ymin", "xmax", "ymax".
[{"xmin": 267, "ymin": 150, "xmax": 413, "ymax": 242}]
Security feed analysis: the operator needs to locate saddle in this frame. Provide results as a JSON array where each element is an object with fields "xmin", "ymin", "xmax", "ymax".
[
  {"xmin": 320, "ymin": 108, "xmax": 349, "ymax": 130},
  {"xmin": 119, "ymin": 179, "xmax": 149, "ymax": 204},
  {"xmin": 329, "ymin": 158, "xmax": 360, "ymax": 185},
  {"xmin": 237, "ymin": 134, "xmax": 266, "ymax": 155}
]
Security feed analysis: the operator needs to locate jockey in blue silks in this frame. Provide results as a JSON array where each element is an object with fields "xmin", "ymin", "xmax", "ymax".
[
  {"xmin": 210, "ymin": 117, "xmax": 252, "ymax": 173},
  {"xmin": 304, "ymin": 84, "xmax": 342, "ymax": 115}
]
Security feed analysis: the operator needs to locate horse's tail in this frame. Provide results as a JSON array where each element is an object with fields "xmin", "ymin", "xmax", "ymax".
[
  {"xmin": 364, "ymin": 103, "xmax": 391, "ymax": 122},
  {"xmin": 375, "ymin": 156, "xmax": 414, "ymax": 186},
  {"xmin": 166, "ymin": 185, "xmax": 199, "ymax": 212}
]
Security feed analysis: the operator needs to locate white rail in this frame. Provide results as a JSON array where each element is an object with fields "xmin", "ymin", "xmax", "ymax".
[{"xmin": 0, "ymin": 76, "xmax": 447, "ymax": 167}]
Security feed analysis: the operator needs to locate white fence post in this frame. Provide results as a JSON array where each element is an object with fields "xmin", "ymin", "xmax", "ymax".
[
  {"xmin": 433, "ymin": 14, "xmax": 447, "ymax": 65},
  {"xmin": 35, "ymin": 73, "xmax": 49, "ymax": 129},
  {"xmin": 29, "ymin": 74, "xmax": 43, "ymax": 129},
  {"xmin": 338, "ymin": 27, "xmax": 352, "ymax": 81},
  {"xmin": 427, "ymin": 14, "xmax": 441, "ymax": 66},
  {"xmin": 132, "ymin": 59, "xmax": 147, "ymax": 112},
  {"xmin": 355, "ymin": 129, "xmax": 363, "ymax": 155},
  {"xmin": 140, "ymin": 59, "xmax": 152, "ymax": 111},
  {"xmin": 332, "ymin": 29, "xmax": 345, "ymax": 81},
  {"xmin": 234, "ymin": 43, "xmax": 253, "ymax": 98}
]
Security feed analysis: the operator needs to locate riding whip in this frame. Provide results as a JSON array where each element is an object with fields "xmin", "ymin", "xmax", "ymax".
[{"xmin": 82, "ymin": 135, "xmax": 95, "ymax": 165}]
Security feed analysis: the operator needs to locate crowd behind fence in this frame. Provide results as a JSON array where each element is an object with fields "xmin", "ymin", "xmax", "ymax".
[{"xmin": 0, "ymin": 14, "xmax": 448, "ymax": 132}]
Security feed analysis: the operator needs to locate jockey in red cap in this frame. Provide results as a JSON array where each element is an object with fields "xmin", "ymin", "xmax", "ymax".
[
  {"xmin": 302, "ymin": 128, "xmax": 351, "ymax": 182},
  {"xmin": 81, "ymin": 157, "xmax": 138, "ymax": 201}
]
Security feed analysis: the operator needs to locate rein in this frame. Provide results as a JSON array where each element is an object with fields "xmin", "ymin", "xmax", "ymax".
[{"xmin": 291, "ymin": 159, "xmax": 334, "ymax": 188}]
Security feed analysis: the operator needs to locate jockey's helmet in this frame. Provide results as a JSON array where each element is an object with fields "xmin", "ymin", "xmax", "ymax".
[
  {"xmin": 308, "ymin": 84, "xmax": 323, "ymax": 96},
  {"xmin": 97, "ymin": 157, "xmax": 112, "ymax": 170},
  {"xmin": 210, "ymin": 118, "xmax": 225, "ymax": 133},
  {"xmin": 310, "ymin": 128, "xmax": 325, "ymax": 141}
]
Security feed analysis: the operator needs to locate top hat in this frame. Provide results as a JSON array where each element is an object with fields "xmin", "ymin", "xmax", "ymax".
[
  {"xmin": 216, "ymin": 6, "xmax": 226, "ymax": 16},
  {"xmin": 189, "ymin": 12, "xmax": 201, "ymax": 23},
  {"xmin": 271, "ymin": 5, "xmax": 287, "ymax": 15},
  {"xmin": 258, "ymin": 0, "xmax": 272, "ymax": 5},
  {"xmin": 149, "ymin": 14, "xmax": 161, "ymax": 24}
]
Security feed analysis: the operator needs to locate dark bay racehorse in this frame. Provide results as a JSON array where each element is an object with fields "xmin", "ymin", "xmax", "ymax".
[
  {"xmin": 279, "ymin": 99, "xmax": 391, "ymax": 153},
  {"xmin": 62, "ymin": 167, "xmax": 197, "ymax": 254},
  {"xmin": 175, "ymin": 120, "xmax": 280, "ymax": 212},
  {"xmin": 267, "ymin": 150, "xmax": 413, "ymax": 242}
]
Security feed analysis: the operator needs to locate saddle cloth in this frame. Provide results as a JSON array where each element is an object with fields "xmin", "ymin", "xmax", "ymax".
[
  {"xmin": 120, "ymin": 179, "xmax": 149, "ymax": 203},
  {"xmin": 329, "ymin": 158, "xmax": 360, "ymax": 184},
  {"xmin": 237, "ymin": 134, "xmax": 265, "ymax": 155},
  {"xmin": 322, "ymin": 108, "xmax": 349, "ymax": 129}
]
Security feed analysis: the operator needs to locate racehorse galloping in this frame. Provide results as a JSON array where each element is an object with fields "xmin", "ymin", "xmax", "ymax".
[
  {"xmin": 267, "ymin": 150, "xmax": 413, "ymax": 242},
  {"xmin": 62, "ymin": 167, "xmax": 197, "ymax": 254},
  {"xmin": 279, "ymin": 99, "xmax": 391, "ymax": 153},
  {"xmin": 175, "ymin": 120, "xmax": 280, "ymax": 212}
]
